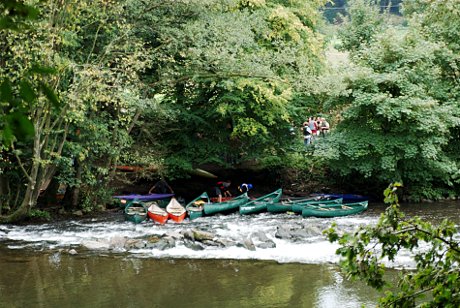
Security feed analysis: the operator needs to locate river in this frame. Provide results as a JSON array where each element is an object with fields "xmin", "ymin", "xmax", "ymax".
[{"xmin": 0, "ymin": 200, "xmax": 458, "ymax": 307}]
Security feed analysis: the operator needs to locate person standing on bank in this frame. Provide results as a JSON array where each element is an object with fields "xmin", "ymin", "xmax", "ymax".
[
  {"xmin": 214, "ymin": 180, "xmax": 232, "ymax": 203},
  {"xmin": 320, "ymin": 117, "xmax": 330, "ymax": 136},
  {"xmin": 238, "ymin": 183, "xmax": 253, "ymax": 194},
  {"xmin": 309, "ymin": 117, "xmax": 318, "ymax": 141},
  {"xmin": 302, "ymin": 122, "xmax": 312, "ymax": 146}
]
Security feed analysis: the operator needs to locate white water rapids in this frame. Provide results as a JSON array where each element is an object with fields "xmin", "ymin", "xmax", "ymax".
[{"xmin": 0, "ymin": 204, "xmax": 439, "ymax": 269}]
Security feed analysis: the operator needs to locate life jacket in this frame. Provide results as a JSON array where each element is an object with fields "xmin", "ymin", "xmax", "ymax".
[{"xmin": 217, "ymin": 181, "xmax": 225, "ymax": 190}]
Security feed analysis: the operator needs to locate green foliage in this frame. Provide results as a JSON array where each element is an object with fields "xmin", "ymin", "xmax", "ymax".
[
  {"xmin": 0, "ymin": 0, "xmax": 40, "ymax": 147},
  {"xmin": 336, "ymin": 0, "xmax": 385, "ymax": 53},
  {"xmin": 0, "ymin": 0, "xmax": 39, "ymax": 31},
  {"xmin": 326, "ymin": 183, "xmax": 460, "ymax": 306},
  {"xmin": 28, "ymin": 209, "xmax": 51, "ymax": 221},
  {"xmin": 1, "ymin": 0, "xmax": 156, "ymax": 219},
  {"xmin": 131, "ymin": 0, "xmax": 327, "ymax": 173},
  {"xmin": 320, "ymin": 0, "xmax": 460, "ymax": 199}
]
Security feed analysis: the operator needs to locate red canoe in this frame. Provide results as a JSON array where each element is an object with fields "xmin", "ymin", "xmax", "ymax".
[
  {"xmin": 166, "ymin": 198, "xmax": 186, "ymax": 223},
  {"xmin": 146, "ymin": 202, "xmax": 168, "ymax": 224}
]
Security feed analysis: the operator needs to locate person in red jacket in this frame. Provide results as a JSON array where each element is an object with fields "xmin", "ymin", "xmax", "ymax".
[{"xmin": 214, "ymin": 180, "xmax": 232, "ymax": 203}]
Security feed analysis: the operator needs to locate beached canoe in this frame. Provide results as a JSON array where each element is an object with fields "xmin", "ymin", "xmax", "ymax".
[
  {"xmin": 301, "ymin": 201, "xmax": 368, "ymax": 218},
  {"xmin": 185, "ymin": 192, "xmax": 210, "ymax": 220},
  {"xmin": 166, "ymin": 197, "xmax": 186, "ymax": 223},
  {"xmin": 189, "ymin": 168, "xmax": 218, "ymax": 179},
  {"xmin": 113, "ymin": 193, "xmax": 174, "ymax": 207},
  {"xmin": 204, "ymin": 193, "xmax": 249, "ymax": 215},
  {"xmin": 291, "ymin": 198, "xmax": 343, "ymax": 214},
  {"xmin": 146, "ymin": 202, "xmax": 169, "ymax": 224},
  {"xmin": 267, "ymin": 196, "xmax": 337, "ymax": 213},
  {"xmin": 124, "ymin": 201, "xmax": 148, "ymax": 223},
  {"xmin": 239, "ymin": 189, "xmax": 282, "ymax": 215}
]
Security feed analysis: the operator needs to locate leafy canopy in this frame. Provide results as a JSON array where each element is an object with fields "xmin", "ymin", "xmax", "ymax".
[{"xmin": 326, "ymin": 182, "xmax": 460, "ymax": 306}]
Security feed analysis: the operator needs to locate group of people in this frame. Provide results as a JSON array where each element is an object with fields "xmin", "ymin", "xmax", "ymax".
[
  {"xmin": 213, "ymin": 180, "xmax": 253, "ymax": 202},
  {"xmin": 302, "ymin": 116, "xmax": 330, "ymax": 146},
  {"xmin": 149, "ymin": 178, "xmax": 253, "ymax": 203}
]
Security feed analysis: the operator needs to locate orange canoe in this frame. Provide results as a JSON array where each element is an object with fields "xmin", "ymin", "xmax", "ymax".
[
  {"xmin": 166, "ymin": 198, "xmax": 186, "ymax": 223},
  {"xmin": 146, "ymin": 202, "xmax": 169, "ymax": 224}
]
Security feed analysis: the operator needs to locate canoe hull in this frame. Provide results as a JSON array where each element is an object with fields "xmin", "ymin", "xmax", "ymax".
[
  {"xmin": 168, "ymin": 212, "xmax": 186, "ymax": 223},
  {"xmin": 268, "ymin": 196, "xmax": 339, "ymax": 213},
  {"xmin": 239, "ymin": 202, "xmax": 267, "ymax": 215},
  {"xmin": 204, "ymin": 193, "xmax": 249, "ymax": 215},
  {"xmin": 146, "ymin": 202, "xmax": 169, "ymax": 224},
  {"xmin": 291, "ymin": 198, "xmax": 343, "ymax": 214},
  {"xmin": 185, "ymin": 192, "xmax": 210, "ymax": 220},
  {"xmin": 124, "ymin": 201, "xmax": 148, "ymax": 224},
  {"xmin": 190, "ymin": 168, "xmax": 218, "ymax": 179},
  {"xmin": 302, "ymin": 201, "xmax": 368, "ymax": 218},
  {"xmin": 267, "ymin": 203, "xmax": 292, "ymax": 213},
  {"xmin": 239, "ymin": 189, "xmax": 282, "ymax": 215},
  {"xmin": 188, "ymin": 208, "xmax": 204, "ymax": 220},
  {"xmin": 166, "ymin": 197, "xmax": 186, "ymax": 223}
]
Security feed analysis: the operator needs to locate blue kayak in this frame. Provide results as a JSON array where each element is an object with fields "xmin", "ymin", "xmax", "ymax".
[
  {"xmin": 113, "ymin": 193, "xmax": 174, "ymax": 201},
  {"xmin": 310, "ymin": 193, "xmax": 367, "ymax": 203},
  {"xmin": 113, "ymin": 193, "xmax": 174, "ymax": 207}
]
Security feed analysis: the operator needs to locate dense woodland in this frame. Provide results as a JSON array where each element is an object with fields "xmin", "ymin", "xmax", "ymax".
[{"xmin": 1, "ymin": 0, "xmax": 460, "ymax": 222}]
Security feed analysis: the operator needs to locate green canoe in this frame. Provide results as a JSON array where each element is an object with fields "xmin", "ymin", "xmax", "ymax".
[
  {"xmin": 266, "ymin": 202, "xmax": 293, "ymax": 213},
  {"xmin": 185, "ymin": 192, "xmax": 210, "ymax": 220},
  {"xmin": 291, "ymin": 198, "xmax": 343, "ymax": 214},
  {"xmin": 204, "ymin": 193, "xmax": 249, "ymax": 215},
  {"xmin": 124, "ymin": 200, "xmax": 148, "ymax": 223},
  {"xmin": 239, "ymin": 189, "xmax": 282, "ymax": 215},
  {"xmin": 301, "ymin": 201, "xmax": 368, "ymax": 218},
  {"xmin": 267, "ymin": 196, "xmax": 338, "ymax": 213}
]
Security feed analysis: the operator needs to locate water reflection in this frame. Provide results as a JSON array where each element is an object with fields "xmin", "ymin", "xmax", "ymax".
[{"xmin": 0, "ymin": 249, "xmax": 382, "ymax": 307}]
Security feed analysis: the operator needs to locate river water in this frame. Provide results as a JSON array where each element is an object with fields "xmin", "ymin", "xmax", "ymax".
[{"xmin": 0, "ymin": 200, "xmax": 459, "ymax": 307}]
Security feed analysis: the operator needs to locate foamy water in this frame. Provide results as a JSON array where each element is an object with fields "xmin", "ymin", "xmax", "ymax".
[{"xmin": 0, "ymin": 210, "xmax": 448, "ymax": 268}]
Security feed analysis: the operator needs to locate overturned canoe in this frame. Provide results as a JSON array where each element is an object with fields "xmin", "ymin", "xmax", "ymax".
[
  {"xmin": 146, "ymin": 202, "xmax": 169, "ymax": 224},
  {"xmin": 189, "ymin": 168, "xmax": 218, "ymax": 179},
  {"xmin": 291, "ymin": 198, "xmax": 343, "ymax": 214},
  {"xmin": 185, "ymin": 192, "xmax": 210, "ymax": 220},
  {"xmin": 124, "ymin": 201, "xmax": 148, "ymax": 224},
  {"xmin": 166, "ymin": 197, "xmax": 186, "ymax": 223},
  {"xmin": 204, "ymin": 193, "xmax": 249, "ymax": 215},
  {"xmin": 302, "ymin": 201, "xmax": 368, "ymax": 218},
  {"xmin": 239, "ymin": 189, "xmax": 282, "ymax": 215}
]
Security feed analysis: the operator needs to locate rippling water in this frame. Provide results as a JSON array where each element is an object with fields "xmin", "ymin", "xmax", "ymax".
[{"xmin": 0, "ymin": 200, "xmax": 458, "ymax": 307}]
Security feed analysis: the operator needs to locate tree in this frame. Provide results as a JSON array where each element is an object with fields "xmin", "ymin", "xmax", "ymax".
[
  {"xmin": 326, "ymin": 182, "xmax": 460, "ymax": 306},
  {"xmin": 130, "ymin": 0, "xmax": 328, "ymax": 173},
  {"xmin": 318, "ymin": 0, "xmax": 460, "ymax": 200},
  {"xmin": 0, "ymin": 0, "xmax": 153, "ymax": 221},
  {"xmin": 337, "ymin": 0, "xmax": 385, "ymax": 53}
]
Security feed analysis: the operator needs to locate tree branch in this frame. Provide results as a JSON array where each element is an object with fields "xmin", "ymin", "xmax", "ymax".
[{"xmin": 11, "ymin": 145, "xmax": 32, "ymax": 182}]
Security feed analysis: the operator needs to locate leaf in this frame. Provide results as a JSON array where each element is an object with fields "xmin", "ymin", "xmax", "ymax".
[
  {"xmin": 7, "ymin": 112, "xmax": 34, "ymax": 141},
  {"xmin": 40, "ymin": 82, "xmax": 60, "ymax": 108},
  {"xmin": 1, "ymin": 124, "xmax": 15, "ymax": 146},
  {"xmin": 29, "ymin": 65, "xmax": 57, "ymax": 75},
  {"xmin": 0, "ymin": 79, "xmax": 13, "ymax": 102},
  {"xmin": 19, "ymin": 80, "xmax": 37, "ymax": 103}
]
